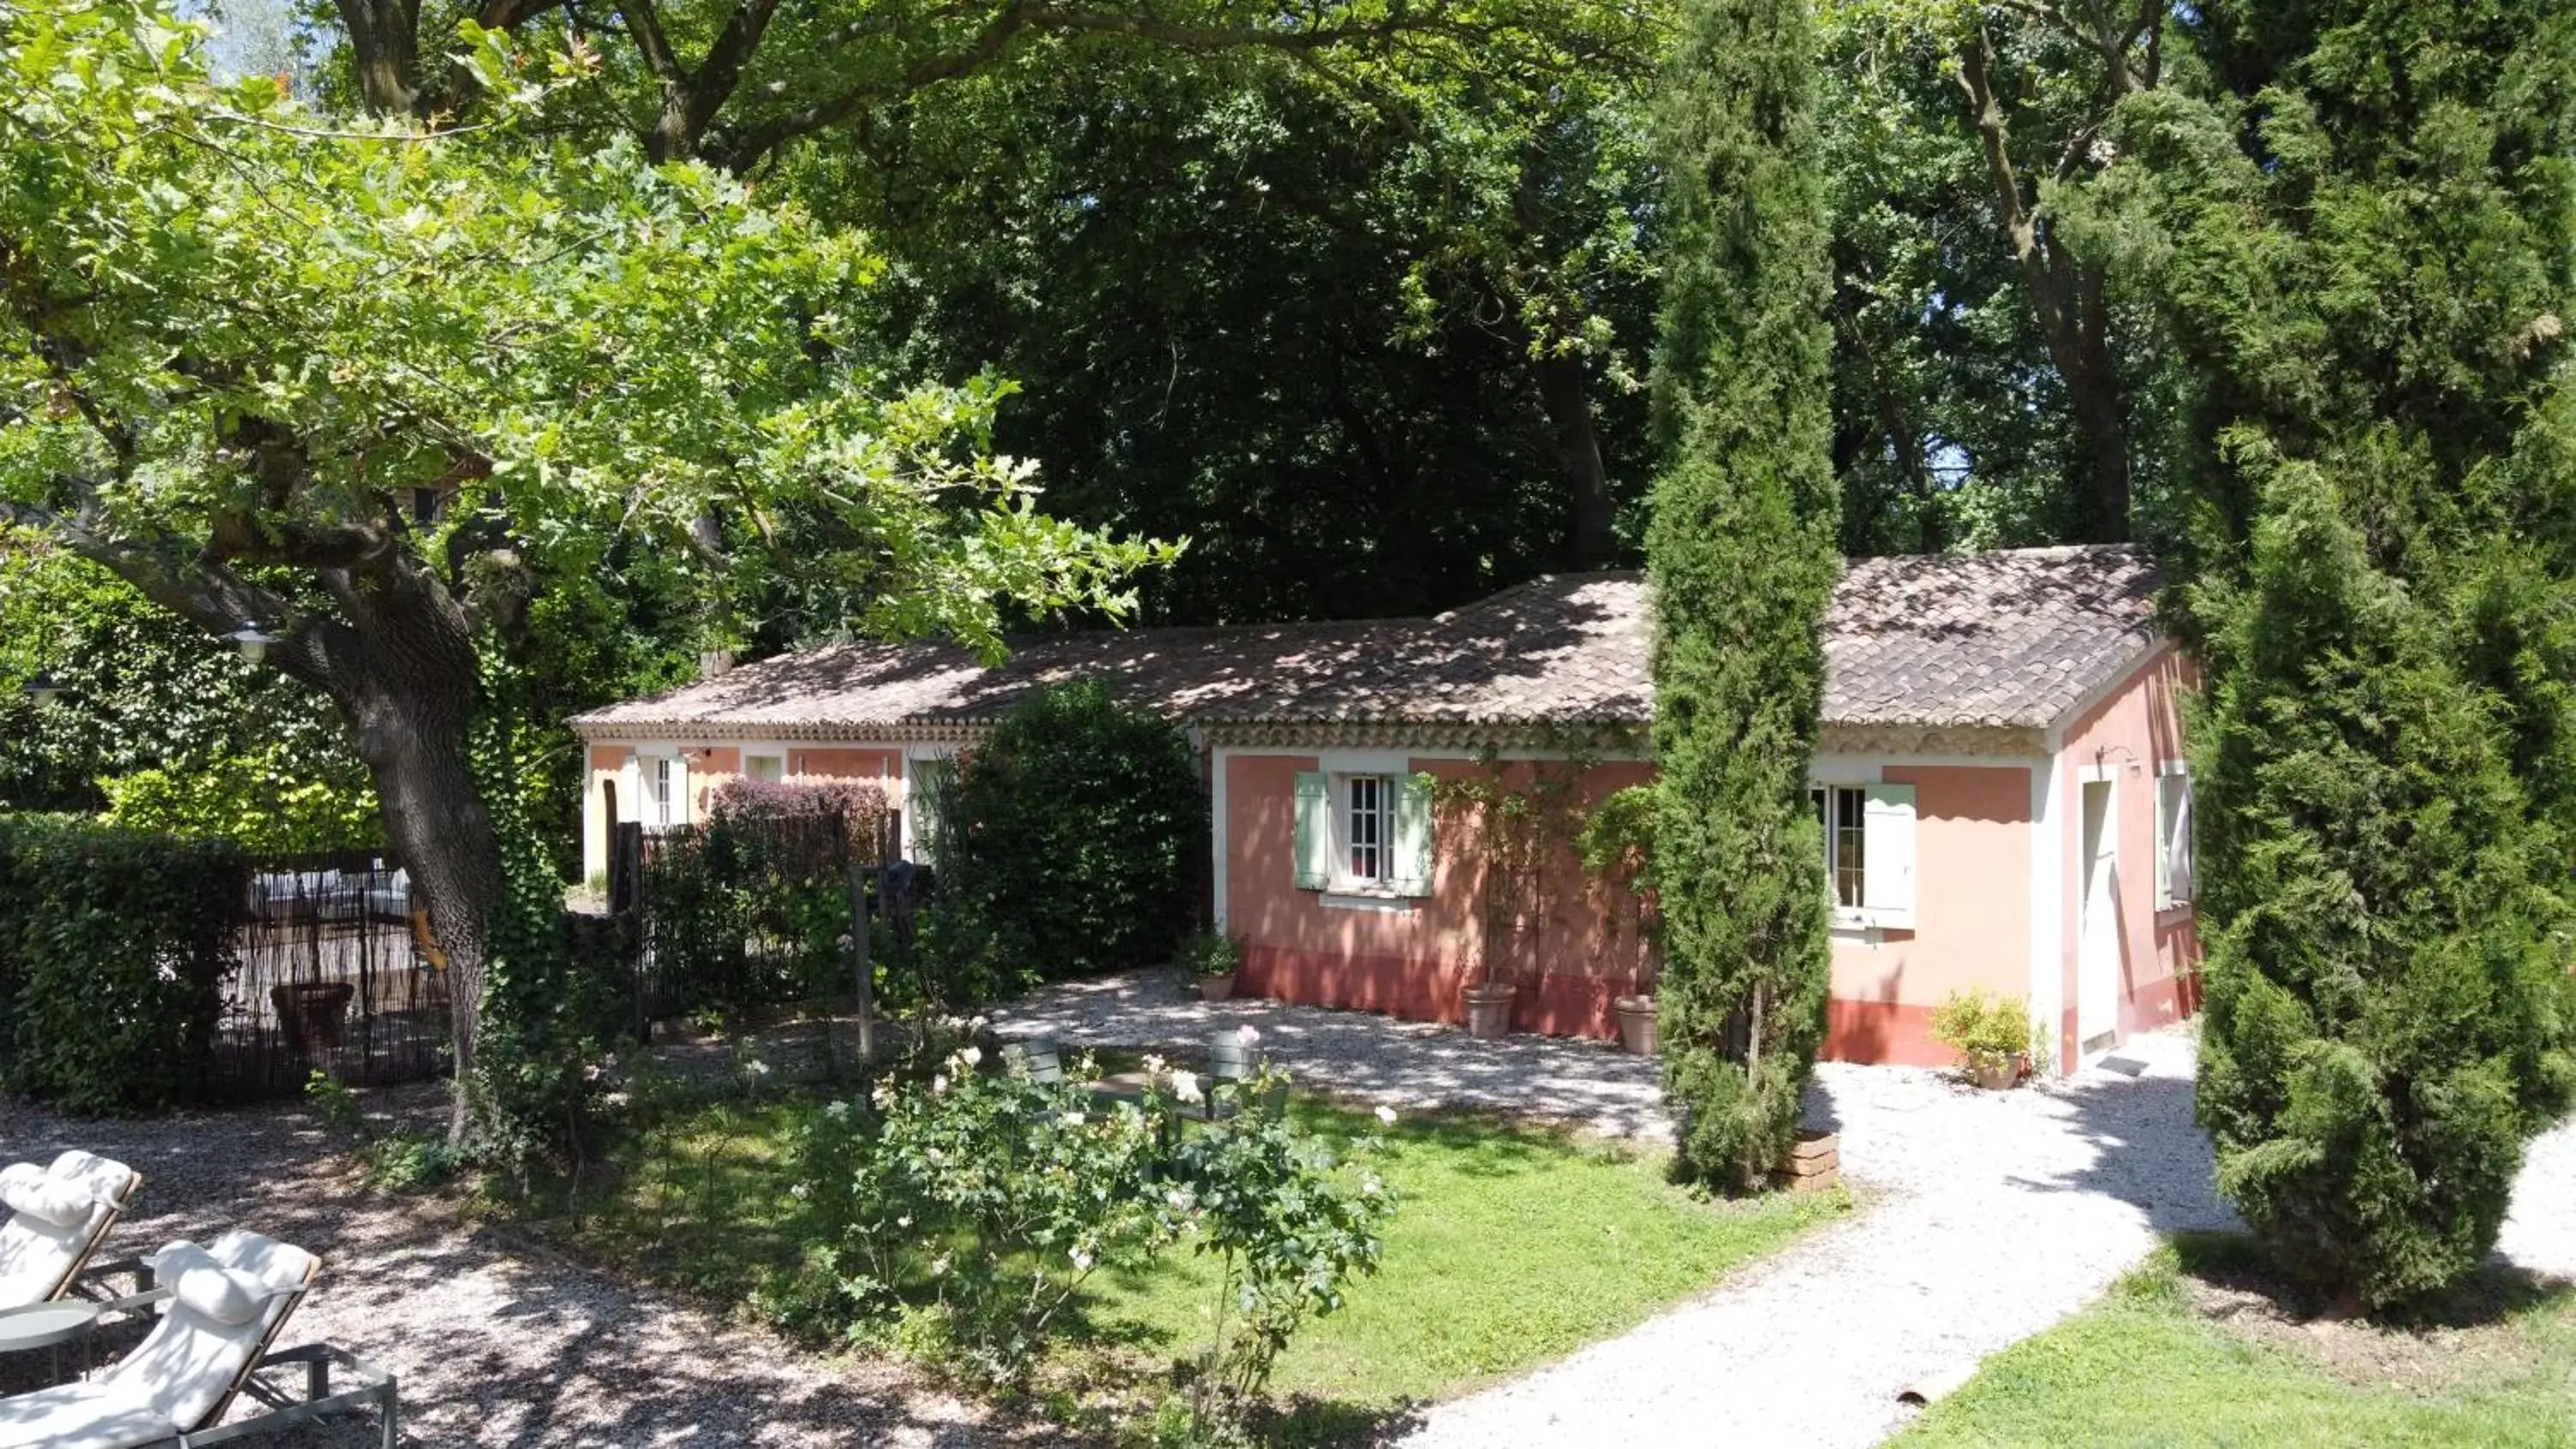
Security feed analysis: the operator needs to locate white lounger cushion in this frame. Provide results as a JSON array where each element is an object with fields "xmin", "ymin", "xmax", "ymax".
[
  {"xmin": 0, "ymin": 1152, "xmax": 137, "ymax": 1309},
  {"xmin": 0, "ymin": 1167, "xmax": 91, "ymax": 1228},
  {"xmin": 0, "ymin": 1230, "xmax": 315, "ymax": 1449}
]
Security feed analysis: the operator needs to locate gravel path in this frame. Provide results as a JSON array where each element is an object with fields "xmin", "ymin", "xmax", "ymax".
[{"xmin": 0, "ymin": 1089, "xmax": 1005, "ymax": 1448}]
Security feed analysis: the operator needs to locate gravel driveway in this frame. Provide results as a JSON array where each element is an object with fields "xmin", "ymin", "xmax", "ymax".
[{"xmin": 0, "ymin": 1088, "xmax": 1004, "ymax": 1448}]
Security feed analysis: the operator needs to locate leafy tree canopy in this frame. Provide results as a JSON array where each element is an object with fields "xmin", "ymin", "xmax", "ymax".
[{"xmin": 0, "ymin": 0, "xmax": 1165, "ymax": 1113}]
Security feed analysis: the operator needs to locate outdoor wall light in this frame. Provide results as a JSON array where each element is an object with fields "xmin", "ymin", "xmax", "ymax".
[
  {"xmin": 20, "ymin": 670, "xmax": 67, "ymax": 706},
  {"xmin": 228, "ymin": 623, "xmax": 283, "ymax": 665}
]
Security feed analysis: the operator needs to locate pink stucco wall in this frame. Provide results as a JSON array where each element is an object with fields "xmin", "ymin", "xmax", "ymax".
[
  {"xmin": 1823, "ymin": 765, "xmax": 2033, "ymax": 1067},
  {"xmin": 1228, "ymin": 754, "xmax": 1659, "ymax": 1039},
  {"xmin": 2049, "ymin": 644, "xmax": 2201, "ymax": 1069}
]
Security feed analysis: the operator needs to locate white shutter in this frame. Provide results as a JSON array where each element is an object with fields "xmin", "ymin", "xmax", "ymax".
[
  {"xmin": 1388, "ymin": 773, "xmax": 1436, "ymax": 896},
  {"xmin": 669, "ymin": 755, "xmax": 691, "ymax": 827},
  {"xmin": 1292, "ymin": 772, "xmax": 1334, "ymax": 889},
  {"xmin": 1862, "ymin": 783, "xmax": 1917, "ymax": 929}
]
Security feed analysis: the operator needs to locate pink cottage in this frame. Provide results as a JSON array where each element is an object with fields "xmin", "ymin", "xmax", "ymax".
[{"xmin": 569, "ymin": 544, "xmax": 2199, "ymax": 1073}]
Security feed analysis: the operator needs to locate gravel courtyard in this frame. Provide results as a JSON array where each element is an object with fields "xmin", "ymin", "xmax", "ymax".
[{"xmin": 0, "ymin": 1088, "xmax": 1007, "ymax": 1449}]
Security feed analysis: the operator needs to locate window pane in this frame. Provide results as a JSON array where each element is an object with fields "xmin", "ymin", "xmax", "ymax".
[
  {"xmin": 1834, "ymin": 787, "xmax": 1867, "ymax": 909},
  {"xmin": 1347, "ymin": 774, "xmax": 1383, "ymax": 880},
  {"xmin": 745, "ymin": 755, "xmax": 786, "ymax": 784}
]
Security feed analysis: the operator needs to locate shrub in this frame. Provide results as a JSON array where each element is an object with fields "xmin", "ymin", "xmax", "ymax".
[
  {"xmin": 1176, "ymin": 931, "xmax": 1242, "ymax": 978},
  {"xmin": 98, "ymin": 745, "xmax": 380, "ymax": 855},
  {"xmin": 775, "ymin": 1044, "xmax": 1391, "ymax": 1400},
  {"xmin": 708, "ymin": 773, "xmax": 896, "ymax": 843},
  {"xmin": 0, "ymin": 815, "xmax": 245, "ymax": 1111},
  {"xmin": 938, "ymin": 682, "xmax": 1207, "ymax": 987},
  {"xmin": 1928, "ymin": 991, "xmax": 2047, "ymax": 1079}
]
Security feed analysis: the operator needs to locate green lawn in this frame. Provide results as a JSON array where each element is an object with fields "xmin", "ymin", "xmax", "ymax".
[
  {"xmin": 549, "ymin": 1086, "xmax": 1846, "ymax": 1440},
  {"xmin": 1072, "ymin": 1100, "xmax": 1848, "ymax": 1424},
  {"xmin": 1899, "ymin": 1234, "xmax": 2576, "ymax": 1449}
]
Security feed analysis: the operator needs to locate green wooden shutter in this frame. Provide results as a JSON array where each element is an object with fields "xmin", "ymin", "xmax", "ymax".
[
  {"xmin": 1388, "ymin": 772, "xmax": 1435, "ymax": 896},
  {"xmin": 1862, "ymin": 783, "xmax": 1917, "ymax": 928},
  {"xmin": 1292, "ymin": 772, "xmax": 1333, "ymax": 889}
]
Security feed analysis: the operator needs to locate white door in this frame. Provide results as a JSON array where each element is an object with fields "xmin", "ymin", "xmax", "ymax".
[{"xmin": 2077, "ymin": 779, "xmax": 2121, "ymax": 1056}]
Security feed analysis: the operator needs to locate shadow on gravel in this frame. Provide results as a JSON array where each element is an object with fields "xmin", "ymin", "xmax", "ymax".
[
  {"xmin": 1, "ymin": 1089, "xmax": 1039, "ymax": 1448},
  {"xmin": 2001, "ymin": 1069, "xmax": 2238, "ymax": 1237}
]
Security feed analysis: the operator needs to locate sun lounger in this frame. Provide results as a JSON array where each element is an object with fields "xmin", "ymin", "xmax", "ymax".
[
  {"xmin": 0, "ymin": 1154, "xmax": 141, "ymax": 1311},
  {"xmin": 0, "ymin": 1230, "xmax": 396, "ymax": 1449}
]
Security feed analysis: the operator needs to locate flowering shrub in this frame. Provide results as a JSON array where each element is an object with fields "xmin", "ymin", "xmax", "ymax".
[
  {"xmin": 707, "ymin": 773, "xmax": 896, "ymax": 840},
  {"xmin": 774, "ymin": 1036, "xmax": 1394, "ymax": 1396}
]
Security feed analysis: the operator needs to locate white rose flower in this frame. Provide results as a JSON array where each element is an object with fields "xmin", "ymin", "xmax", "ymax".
[
  {"xmin": 746, "ymin": 1058, "xmax": 772, "ymax": 1078},
  {"xmin": 1170, "ymin": 1070, "xmax": 1203, "ymax": 1103},
  {"xmin": 932, "ymin": 1255, "xmax": 951, "ymax": 1277},
  {"xmin": 1060, "ymin": 1111, "xmax": 1087, "ymax": 1128},
  {"xmin": 956, "ymin": 1045, "xmax": 984, "ymax": 1069},
  {"xmin": 932, "ymin": 1074, "xmax": 949, "ymax": 1097},
  {"xmin": 1071, "ymin": 1248, "xmax": 1094, "ymax": 1271},
  {"xmin": 1375, "ymin": 1105, "xmax": 1399, "ymax": 1127},
  {"xmin": 788, "ymin": 1182, "xmax": 811, "ymax": 1200},
  {"xmin": 1141, "ymin": 1053, "xmax": 1168, "ymax": 1076},
  {"xmin": 1166, "ymin": 1187, "xmax": 1194, "ymax": 1212},
  {"xmin": 1237, "ymin": 1025, "xmax": 1261, "ymax": 1046}
]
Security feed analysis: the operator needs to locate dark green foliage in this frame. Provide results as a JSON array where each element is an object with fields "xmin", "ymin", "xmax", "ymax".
[
  {"xmin": 1644, "ymin": 0, "xmax": 1842, "ymax": 1192},
  {"xmin": 2127, "ymin": 1, "xmax": 2576, "ymax": 1304},
  {"xmin": 937, "ymin": 682, "xmax": 1207, "ymax": 991},
  {"xmin": 0, "ymin": 815, "xmax": 246, "ymax": 1113}
]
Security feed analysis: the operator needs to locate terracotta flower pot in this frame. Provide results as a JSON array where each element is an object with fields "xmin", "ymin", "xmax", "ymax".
[
  {"xmin": 1614, "ymin": 994, "xmax": 1658, "ymax": 1055},
  {"xmin": 1968, "ymin": 1058, "xmax": 2019, "ymax": 1091},
  {"xmin": 272, "ymin": 980, "xmax": 355, "ymax": 1055},
  {"xmin": 1198, "ymin": 972, "xmax": 1237, "ymax": 1002},
  {"xmin": 1462, "ymin": 980, "xmax": 1517, "ymax": 1040}
]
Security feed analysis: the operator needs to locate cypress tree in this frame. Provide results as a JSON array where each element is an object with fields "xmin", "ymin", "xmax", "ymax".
[
  {"xmin": 1645, "ymin": 0, "xmax": 1841, "ymax": 1192},
  {"xmin": 2120, "ymin": 2, "xmax": 2576, "ymax": 1304}
]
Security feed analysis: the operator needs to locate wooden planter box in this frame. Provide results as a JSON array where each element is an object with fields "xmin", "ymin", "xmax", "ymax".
[{"xmin": 1770, "ymin": 1128, "xmax": 1840, "ymax": 1193}]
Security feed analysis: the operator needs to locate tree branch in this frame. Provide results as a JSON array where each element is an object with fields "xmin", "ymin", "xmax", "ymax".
[{"xmin": 713, "ymin": 2, "xmax": 1489, "ymax": 172}]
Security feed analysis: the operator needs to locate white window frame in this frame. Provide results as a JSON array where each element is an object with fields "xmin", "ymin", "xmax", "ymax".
[
  {"xmin": 2155, "ymin": 761, "xmax": 2196, "ymax": 911},
  {"xmin": 739, "ymin": 743, "xmax": 789, "ymax": 785},
  {"xmin": 902, "ymin": 744, "xmax": 959, "ymax": 864},
  {"xmin": 1807, "ymin": 767, "xmax": 1916, "ymax": 931},
  {"xmin": 1343, "ymin": 773, "xmax": 1390, "ymax": 884},
  {"xmin": 1814, "ymin": 784, "xmax": 1871, "ymax": 922},
  {"xmin": 1316, "ymin": 749, "xmax": 1413, "ymax": 898},
  {"xmin": 632, "ymin": 747, "xmax": 688, "ymax": 833}
]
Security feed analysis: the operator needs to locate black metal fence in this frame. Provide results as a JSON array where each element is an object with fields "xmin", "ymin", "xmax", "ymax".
[
  {"xmin": 209, "ymin": 852, "xmax": 452, "ymax": 1103},
  {"xmin": 608, "ymin": 806, "xmax": 927, "ymax": 1033}
]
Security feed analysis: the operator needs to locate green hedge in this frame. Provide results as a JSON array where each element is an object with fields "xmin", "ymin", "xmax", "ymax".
[
  {"xmin": 0, "ymin": 815, "xmax": 246, "ymax": 1112},
  {"xmin": 937, "ymin": 682, "xmax": 1207, "ymax": 987}
]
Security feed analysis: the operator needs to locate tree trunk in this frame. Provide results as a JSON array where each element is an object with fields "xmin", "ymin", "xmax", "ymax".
[
  {"xmin": 334, "ymin": 0, "xmax": 423, "ymax": 117},
  {"xmin": 346, "ymin": 683, "xmax": 503, "ymax": 1143},
  {"xmin": 1532, "ymin": 350, "xmax": 1619, "ymax": 568}
]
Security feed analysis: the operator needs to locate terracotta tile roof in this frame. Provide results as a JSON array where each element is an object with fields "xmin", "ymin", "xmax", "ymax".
[{"xmin": 569, "ymin": 544, "xmax": 2160, "ymax": 737}]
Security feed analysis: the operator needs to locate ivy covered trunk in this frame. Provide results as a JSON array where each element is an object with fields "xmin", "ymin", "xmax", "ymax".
[{"xmin": 1643, "ymin": 0, "xmax": 1841, "ymax": 1193}]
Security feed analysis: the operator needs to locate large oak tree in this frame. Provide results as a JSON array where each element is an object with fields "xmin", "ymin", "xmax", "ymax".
[{"xmin": 0, "ymin": 0, "xmax": 1162, "ymax": 1131}]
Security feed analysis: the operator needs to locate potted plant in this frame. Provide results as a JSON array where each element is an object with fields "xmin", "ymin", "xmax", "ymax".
[
  {"xmin": 1180, "ymin": 931, "xmax": 1243, "ymax": 1002},
  {"xmin": 1929, "ymin": 989, "xmax": 2049, "ymax": 1089},
  {"xmin": 1579, "ymin": 785, "xmax": 1661, "ymax": 1055},
  {"xmin": 1462, "ymin": 974, "xmax": 1517, "ymax": 1039},
  {"xmin": 271, "ymin": 979, "xmax": 356, "ymax": 1055}
]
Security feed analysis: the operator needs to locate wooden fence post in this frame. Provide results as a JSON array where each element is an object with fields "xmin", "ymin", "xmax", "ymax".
[{"xmin": 847, "ymin": 862, "xmax": 874, "ymax": 1064}]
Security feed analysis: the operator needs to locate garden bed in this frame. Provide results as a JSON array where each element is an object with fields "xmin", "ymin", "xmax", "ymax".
[{"xmin": 533, "ymin": 1076, "xmax": 1845, "ymax": 1444}]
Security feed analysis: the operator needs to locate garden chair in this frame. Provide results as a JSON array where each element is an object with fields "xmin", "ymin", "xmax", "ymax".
[
  {"xmin": 999, "ymin": 1037, "xmax": 1066, "ymax": 1086},
  {"xmin": 0, "ymin": 1229, "xmax": 398, "ymax": 1449},
  {"xmin": 0, "ymin": 1153, "xmax": 142, "ymax": 1311},
  {"xmin": 1203, "ymin": 1034, "xmax": 1285, "ymax": 1121}
]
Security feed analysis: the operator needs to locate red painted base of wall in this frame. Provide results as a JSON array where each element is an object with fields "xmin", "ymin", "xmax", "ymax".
[
  {"xmin": 1242, "ymin": 946, "xmax": 1647, "ymax": 1041},
  {"xmin": 1821, "ymin": 999, "xmax": 1948, "ymax": 1068}
]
